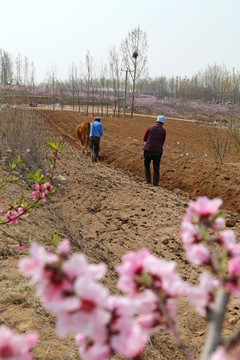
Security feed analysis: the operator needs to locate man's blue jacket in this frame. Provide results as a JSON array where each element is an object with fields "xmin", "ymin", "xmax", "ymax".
[{"xmin": 90, "ymin": 121, "xmax": 104, "ymax": 138}]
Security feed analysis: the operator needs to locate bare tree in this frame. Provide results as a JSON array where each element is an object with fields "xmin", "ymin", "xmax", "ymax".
[
  {"xmin": 46, "ymin": 64, "xmax": 59, "ymax": 110},
  {"xmin": 230, "ymin": 68, "xmax": 240, "ymax": 105},
  {"xmin": 15, "ymin": 53, "xmax": 23, "ymax": 85},
  {"xmin": 67, "ymin": 63, "xmax": 78, "ymax": 111},
  {"xmin": 199, "ymin": 64, "xmax": 225, "ymax": 103},
  {"xmin": 109, "ymin": 47, "xmax": 121, "ymax": 117},
  {"xmin": 99, "ymin": 63, "xmax": 108, "ymax": 116},
  {"xmin": 1, "ymin": 50, "xmax": 13, "ymax": 84},
  {"xmin": 23, "ymin": 56, "xmax": 29, "ymax": 86},
  {"xmin": 84, "ymin": 51, "xmax": 94, "ymax": 115},
  {"xmin": 74, "ymin": 63, "xmax": 84, "ymax": 112},
  {"xmin": 29, "ymin": 61, "xmax": 36, "ymax": 94},
  {"xmin": 121, "ymin": 26, "xmax": 148, "ymax": 117},
  {"xmin": 168, "ymin": 77, "xmax": 176, "ymax": 98}
]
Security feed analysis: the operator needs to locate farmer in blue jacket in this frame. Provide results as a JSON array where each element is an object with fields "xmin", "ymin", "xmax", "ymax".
[
  {"xmin": 142, "ymin": 115, "xmax": 166, "ymax": 186},
  {"xmin": 89, "ymin": 116, "xmax": 104, "ymax": 162}
]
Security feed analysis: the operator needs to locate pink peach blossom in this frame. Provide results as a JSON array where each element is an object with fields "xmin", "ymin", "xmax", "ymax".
[
  {"xmin": 115, "ymin": 248, "xmax": 150, "ymax": 294},
  {"xmin": 188, "ymin": 196, "xmax": 222, "ymax": 219},
  {"xmin": 0, "ymin": 325, "xmax": 38, "ymax": 360},
  {"xmin": 184, "ymin": 243, "xmax": 210, "ymax": 265},
  {"xmin": 18, "ymin": 244, "xmax": 27, "ymax": 252},
  {"xmin": 187, "ymin": 272, "xmax": 220, "ymax": 316},
  {"xmin": 209, "ymin": 346, "xmax": 240, "ymax": 360},
  {"xmin": 226, "ymin": 255, "xmax": 240, "ymax": 295}
]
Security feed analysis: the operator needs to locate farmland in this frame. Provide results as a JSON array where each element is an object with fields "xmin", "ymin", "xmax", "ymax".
[
  {"xmin": 0, "ymin": 107, "xmax": 239, "ymax": 359},
  {"xmin": 42, "ymin": 109, "xmax": 240, "ymax": 216}
]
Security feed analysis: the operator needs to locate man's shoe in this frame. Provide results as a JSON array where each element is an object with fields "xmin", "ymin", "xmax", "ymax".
[{"xmin": 144, "ymin": 181, "xmax": 151, "ymax": 185}]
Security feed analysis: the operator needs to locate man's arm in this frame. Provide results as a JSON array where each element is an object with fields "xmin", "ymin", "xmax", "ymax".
[
  {"xmin": 143, "ymin": 127, "xmax": 150, "ymax": 142},
  {"xmin": 163, "ymin": 131, "xmax": 166, "ymax": 145}
]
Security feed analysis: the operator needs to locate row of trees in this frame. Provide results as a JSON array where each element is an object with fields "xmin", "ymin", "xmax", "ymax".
[
  {"xmin": 43, "ymin": 26, "xmax": 148, "ymax": 117},
  {"xmin": 1, "ymin": 27, "xmax": 240, "ymax": 114},
  {"xmin": 0, "ymin": 27, "xmax": 148, "ymax": 117},
  {"xmin": 0, "ymin": 49, "xmax": 36, "ymax": 91},
  {"xmin": 139, "ymin": 65, "xmax": 240, "ymax": 104}
]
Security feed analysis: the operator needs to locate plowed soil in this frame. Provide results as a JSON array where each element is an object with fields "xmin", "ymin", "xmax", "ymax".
[
  {"xmin": 41, "ymin": 109, "xmax": 240, "ymax": 217},
  {"xmin": 0, "ymin": 108, "xmax": 239, "ymax": 360}
]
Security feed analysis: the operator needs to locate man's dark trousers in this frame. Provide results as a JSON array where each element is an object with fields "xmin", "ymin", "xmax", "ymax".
[
  {"xmin": 144, "ymin": 151, "xmax": 162, "ymax": 186},
  {"xmin": 89, "ymin": 136, "xmax": 100, "ymax": 161}
]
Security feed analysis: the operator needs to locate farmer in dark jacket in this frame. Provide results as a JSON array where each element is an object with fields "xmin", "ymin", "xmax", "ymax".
[{"xmin": 142, "ymin": 115, "xmax": 166, "ymax": 186}]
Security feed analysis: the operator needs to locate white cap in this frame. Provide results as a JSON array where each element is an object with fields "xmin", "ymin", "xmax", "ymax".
[{"xmin": 157, "ymin": 115, "xmax": 166, "ymax": 123}]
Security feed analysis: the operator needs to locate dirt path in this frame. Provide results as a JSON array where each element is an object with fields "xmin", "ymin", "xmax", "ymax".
[{"xmin": 33, "ymin": 104, "xmax": 196, "ymax": 122}]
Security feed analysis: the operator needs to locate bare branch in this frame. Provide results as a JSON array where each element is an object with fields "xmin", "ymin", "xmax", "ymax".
[{"xmin": 200, "ymin": 289, "xmax": 230, "ymax": 360}]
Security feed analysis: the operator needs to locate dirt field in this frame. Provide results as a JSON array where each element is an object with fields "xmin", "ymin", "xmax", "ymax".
[
  {"xmin": 41, "ymin": 109, "xmax": 240, "ymax": 217},
  {"xmin": 0, "ymin": 109, "xmax": 240, "ymax": 360}
]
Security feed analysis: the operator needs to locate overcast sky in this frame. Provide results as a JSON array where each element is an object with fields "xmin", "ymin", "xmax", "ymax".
[{"xmin": 1, "ymin": 0, "xmax": 239, "ymax": 83}]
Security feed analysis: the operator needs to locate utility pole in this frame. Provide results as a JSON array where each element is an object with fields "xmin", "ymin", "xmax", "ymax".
[
  {"xmin": 131, "ymin": 51, "xmax": 138, "ymax": 118},
  {"xmin": 121, "ymin": 68, "xmax": 129, "ymax": 118},
  {"xmin": 123, "ymin": 68, "xmax": 128, "ymax": 118}
]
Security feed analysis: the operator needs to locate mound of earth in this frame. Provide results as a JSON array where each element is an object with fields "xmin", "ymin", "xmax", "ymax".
[{"xmin": 0, "ymin": 109, "xmax": 239, "ymax": 360}]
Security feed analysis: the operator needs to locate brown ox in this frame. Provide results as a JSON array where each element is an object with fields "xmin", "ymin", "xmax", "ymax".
[{"xmin": 76, "ymin": 121, "xmax": 90, "ymax": 154}]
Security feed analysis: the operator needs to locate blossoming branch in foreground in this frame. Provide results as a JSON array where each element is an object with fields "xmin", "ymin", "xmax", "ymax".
[
  {"xmin": 0, "ymin": 325, "xmax": 38, "ymax": 360},
  {"xmin": 18, "ymin": 240, "xmax": 202, "ymax": 359},
  {"xmin": 17, "ymin": 196, "xmax": 240, "ymax": 360},
  {"xmin": 19, "ymin": 240, "xmax": 152, "ymax": 359},
  {"xmin": 31, "ymin": 182, "xmax": 51, "ymax": 202},
  {"xmin": 209, "ymin": 346, "xmax": 240, "ymax": 360},
  {"xmin": 0, "ymin": 182, "xmax": 52, "ymax": 226},
  {"xmin": 3, "ymin": 205, "xmax": 29, "ymax": 224}
]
